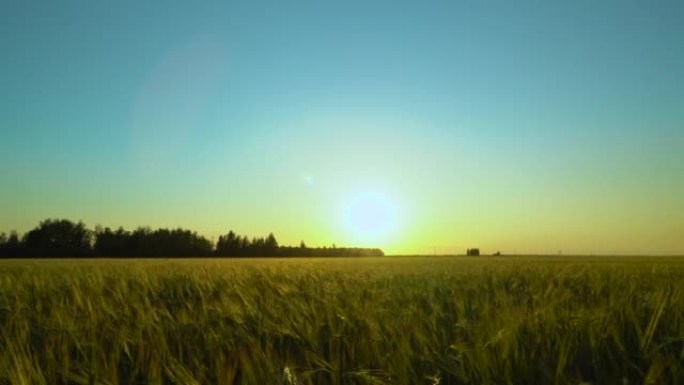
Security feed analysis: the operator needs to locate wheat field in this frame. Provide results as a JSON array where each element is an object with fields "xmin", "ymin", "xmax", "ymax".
[{"xmin": 0, "ymin": 256, "xmax": 682, "ymax": 385}]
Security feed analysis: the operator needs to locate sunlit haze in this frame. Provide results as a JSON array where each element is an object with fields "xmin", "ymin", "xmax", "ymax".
[{"xmin": 1, "ymin": 0, "xmax": 682, "ymax": 255}]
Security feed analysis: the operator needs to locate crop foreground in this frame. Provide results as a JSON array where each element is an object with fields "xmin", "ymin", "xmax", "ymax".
[{"xmin": 0, "ymin": 256, "xmax": 683, "ymax": 384}]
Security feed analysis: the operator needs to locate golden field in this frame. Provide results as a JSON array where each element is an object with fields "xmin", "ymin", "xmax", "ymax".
[{"xmin": 0, "ymin": 256, "xmax": 682, "ymax": 384}]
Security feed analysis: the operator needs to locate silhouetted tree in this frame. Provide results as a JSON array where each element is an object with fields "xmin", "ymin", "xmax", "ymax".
[
  {"xmin": 92, "ymin": 226, "xmax": 213, "ymax": 257},
  {"xmin": 216, "ymin": 230, "xmax": 240, "ymax": 256},
  {"xmin": 23, "ymin": 219, "xmax": 92, "ymax": 257},
  {"xmin": 239, "ymin": 236, "xmax": 250, "ymax": 256},
  {"xmin": 94, "ymin": 226, "xmax": 131, "ymax": 256},
  {"xmin": 265, "ymin": 233, "xmax": 278, "ymax": 254},
  {"xmin": 0, "ymin": 231, "xmax": 24, "ymax": 258}
]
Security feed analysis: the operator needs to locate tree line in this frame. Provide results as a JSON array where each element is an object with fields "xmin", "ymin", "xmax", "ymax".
[{"xmin": 0, "ymin": 219, "xmax": 384, "ymax": 258}]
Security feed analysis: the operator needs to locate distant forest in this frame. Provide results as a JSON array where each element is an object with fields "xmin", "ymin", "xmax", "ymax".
[{"xmin": 0, "ymin": 219, "xmax": 384, "ymax": 258}]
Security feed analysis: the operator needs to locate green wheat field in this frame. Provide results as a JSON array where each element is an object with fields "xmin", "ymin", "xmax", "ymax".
[{"xmin": 1, "ymin": 256, "xmax": 683, "ymax": 385}]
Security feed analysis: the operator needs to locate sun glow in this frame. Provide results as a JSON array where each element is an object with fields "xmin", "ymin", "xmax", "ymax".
[{"xmin": 344, "ymin": 192, "xmax": 397, "ymax": 246}]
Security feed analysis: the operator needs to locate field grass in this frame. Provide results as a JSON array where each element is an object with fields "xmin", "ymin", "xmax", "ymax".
[{"xmin": 0, "ymin": 256, "xmax": 683, "ymax": 384}]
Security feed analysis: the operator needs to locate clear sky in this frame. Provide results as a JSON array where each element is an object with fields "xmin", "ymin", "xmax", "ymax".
[{"xmin": 1, "ymin": 0, "xmax": 682, "ymax": 255}]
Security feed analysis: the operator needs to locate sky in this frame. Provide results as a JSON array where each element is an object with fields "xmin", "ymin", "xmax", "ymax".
[{"xmin": 1, "ymin": 0, "xmax": 682, "ymax": 255}]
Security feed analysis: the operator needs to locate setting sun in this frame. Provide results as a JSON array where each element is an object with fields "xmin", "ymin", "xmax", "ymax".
[{"xmin": 343, "ymin": 192, "xmax": 398, "ymax": 246}]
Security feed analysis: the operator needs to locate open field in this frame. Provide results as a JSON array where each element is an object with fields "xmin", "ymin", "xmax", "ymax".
[{"xmin": 0, "ymin": 256, "xmax": 683, "ymax": 385}]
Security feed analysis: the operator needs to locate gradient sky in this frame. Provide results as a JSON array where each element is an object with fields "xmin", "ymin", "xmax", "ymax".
[{"xmin": 1, "ymin": 0, "xmax": 682, "ymax": 255}]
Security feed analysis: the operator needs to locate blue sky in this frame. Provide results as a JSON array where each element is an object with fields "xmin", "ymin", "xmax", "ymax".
[{"xmin": 1, "ymin": 0, "xmax": 682, "ymax": 254}]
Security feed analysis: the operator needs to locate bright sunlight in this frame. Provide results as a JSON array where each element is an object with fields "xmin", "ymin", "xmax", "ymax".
[{"xmin": 343, "ymin": 192, "xmax": 397, "ymax": 245}]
